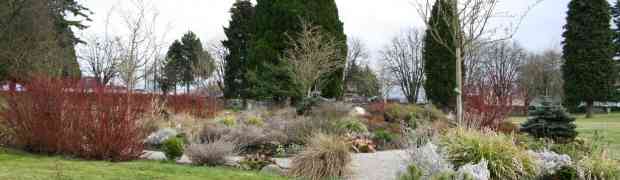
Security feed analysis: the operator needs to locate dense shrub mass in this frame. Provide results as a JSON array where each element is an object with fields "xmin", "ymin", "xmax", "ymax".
[
  {"xmin": 0, "ymin": 77, "xmax": 148, "ymax": 161},
  {"xmin": 289, "ymin": 133, "xmax": 351, "ymax": 180},
  {"xmin": 440, "ymin": 128, "xmax": 537, "ymax": 180},
  {"xmin": 186, "ymin": 140, "xmax": 236, "ymax": 166},
  {"xmin": 162, "ymin": 137, "xmax": 184, "ymax": 161}
]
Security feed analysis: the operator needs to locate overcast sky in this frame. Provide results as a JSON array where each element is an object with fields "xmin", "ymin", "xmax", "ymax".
[{"xmin": 79, "ymin": 0, "xmax": 571, "ymax": 66}]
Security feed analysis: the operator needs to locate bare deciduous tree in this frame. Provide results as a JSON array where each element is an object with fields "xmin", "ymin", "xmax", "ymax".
[
  {"xmin": 381, "ymin": 29, "xmax": 426, "ymax": 103},
  {"xmin": 80, "ymin": 35, "xmax": 121, "ymax": 86},
  {"xmin": 464, "ymin": 40, "xmax": 526, "ymax": 127},
  {"xmin": 206, "ymin": 40, "xmax": 229, "ymax": 94},
  {"xmin": 519, "ymin": 49, "xmax": 563, "ymax": 110},
  {"xmin": 116, "ymin": 0, "xmax": 161, "ymax": 90},
  {"xmin": 414, "ymin": 0, "xmax": 542, "ymax": 123},
  {"xmin": 283, "ymin": 20, "xmax": 343, "ymax": 98}
]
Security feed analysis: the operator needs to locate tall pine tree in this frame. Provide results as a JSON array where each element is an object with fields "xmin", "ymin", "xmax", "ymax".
[
  {"xmin": 248, "ymin": 0, "xmax": 347, "ymax": 101},
  {"xmin": 423, "ymin": 0, "xmax": 459, "ymax": 111},
  {"xmin": 180, "ymin": 31, "xmax": 204, "ymax": 93},
  {"xmin": 223, "ymin": 0, "xmax": 255, "ymax": 99},
  {"xmin": 562, "ymin": 0, "xmax": 616, "ymax": 118}
]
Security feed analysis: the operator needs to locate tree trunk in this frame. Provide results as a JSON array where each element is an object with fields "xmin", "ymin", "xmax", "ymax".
[
  {"xmin": 586, "ymin": 100, "xmax": 594, "ymax": 119},
  {"xmin": 9, "ymin": 81, "xmax": 17, "ymax": 92},
  {"xmin": 456, "ymin": 46, "xmax": 463, "ymax": 124}
]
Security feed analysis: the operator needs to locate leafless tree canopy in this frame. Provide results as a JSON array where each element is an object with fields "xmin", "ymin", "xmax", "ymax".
[
  {"xmin": 283, "ymin": 20, "xmax": 344, "ymax": 97},
  {"xmin": 518, "ymin": 49, "xmax": 564, "ymax": 106},
  {"xmin": 115, "ymin": 0, "xmax": 163, "ymax": 90},
  {"xmin": 80, "ymin": 35, "xmax": 122, "ymax": 86},
  {"xmin": 381, "ymin": 29, "xmax": 425, "ymax": 103},
  {"xmin": 207, "ymin": 41, "xmax": 229, "ymax": 93}
]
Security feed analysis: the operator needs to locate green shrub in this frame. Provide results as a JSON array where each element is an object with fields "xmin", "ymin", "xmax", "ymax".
[
  {"xmin": 239, "ymin": 154, "xmax": 274, "ymax": 170},
  {"xmin": 162, "ymin": 137, "xmax": 184, "ymax": 161},
  {"xmin": 440, "ymin": 128, "xmax": 537, "ymax": 180},
  {"xmin": 219, "ymin": 115, "xmax": 237, "ymax": 127},
  {"xmin": 577, "ymin": 153, "xmax": 620, "ymax": 180},
  {"xmin": 399, "ymin": 165, "xmax": 423, "ymax": 180},
  {"xmin": 550, "ymin": 139, "xmax": 590, "ymax": 160},
  {"xmin": 541, "ymin": 166, "xmax": 578, "ymax": 180},
  {"xmin": 373, "ymin": 130, "xmax": 395, "ymax": 143},
  {"xmin": 296, "ymin": 97, "xmax": 321, "ymax": 115},
  {"xmin": 384, "ymin": 104, "xmax": 447, "ymax": 126},
  {"xmin": 336, "ymin": 118, "xmax": 368, "ymax": 134},
  {"xmin": 245, "ymin": 116, "xmax": 264, "ymax": 126},
  {"xmin": 520, "ymin": 97, "xmax": 577, "ymax": 143},
  {"xmin": 289, "ymin": 133, "xmax": 351, "ymax": 180}
]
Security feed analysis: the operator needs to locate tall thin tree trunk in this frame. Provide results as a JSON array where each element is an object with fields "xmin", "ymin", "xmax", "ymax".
[
  {"xmin": 456, "ymin": 46, "xmax": 464, "ymax": 124},
  {"xmin": 586, "ymin": 100, "xmax": 594, "ymax": 119}
]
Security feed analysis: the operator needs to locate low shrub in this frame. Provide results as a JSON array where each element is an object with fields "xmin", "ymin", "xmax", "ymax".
[
  {"xmin": 289, "ymin": 133, "xmax": 351, "ymax": 180},
  {"xmin": 219, "ymin": 115, "xmax": 237, "ymax": 127},
  {"xmin": 440, "ymin": 128, "xmax": 537, "ymax": 180},
  {"xmin": 245, "ymin": 116, "xmax": 264, "ymax": 127},
  {"xmin": 0, "ymin": 77, "xmax": 148, "ymax": 161},
  {"xmin": 373, "ymin": 129, "xmax": 400, "ymax": 150},
  {"xmin": 549, "ymin": 139, "xmax": 590, "ymax": 162},
  {"xmin": 456, "ymin": 160, "xmax": 490, "ymax": 180},
  {"xmin": 577, "ymin": 152, "xmax": 620, "ymax": 180},
  {"xmin": 541, "ymin": 166, "xmax": 578, "ymax": 180},
  {"xmin": 162, "ymin": 137, "xmax": 184, "ymax": 161},
  {"xmin": 399, "ymin": 165, "xmax": 423, "ymax": 180},
  {"xmin": 144, "ymin": 128, "xmax": 178, "ymax": 148},
  {"xmin": 296, "ymin": 96, "xmax": 322, "ymax": 115},
  {"xmin": 225, "ymin": 125, "xmax": 273, "ymax": 154},
  {"xmin": 384, "ymin": 104, "xmax": 447, "ymax": 126},
  {"xmin": 497, "ymin": 121, "xmax": 519, "ymax": 134},
  {"xmin": 407, "ymin": 143, "xmax": 454, "ymax": 179},
  {"xmin": 336, "ymin": 118, "xmax": 368, "ymax": 134},
  {"xmin": 529, "ymin": 150, "xmax": 573, "ymax": 177},
  {"xmin": 198, "ymin": 123, "xmax": 231, "ymax": 144},
  {"xmin": 239, "ymin": 154, "xmax": 275, "ymax": 170},
  {"xmin": 283, "ymin": 116, "xmax": 341, "ymax": 145},
  {"xmin": 185, "ymin": 140, "xmax": 236, "ymax": 166}
]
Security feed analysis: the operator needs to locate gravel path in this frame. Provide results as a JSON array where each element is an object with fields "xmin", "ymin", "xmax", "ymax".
[
  {"xmin": 142, "ymin": 150, "xmax": 411, "ymax": 180},
  {"xmin": 348, "ymin": 150, "xmax": 410, "ymax": 180}
]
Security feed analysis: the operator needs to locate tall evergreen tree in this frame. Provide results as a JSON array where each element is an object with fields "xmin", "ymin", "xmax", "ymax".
[
  {"xmin": 423, "ymin": 0, "xmax": 459, "ymax": 111},
  {"xmin": 562, "ymin": 0, "xmax": 616, "ymax": 118},
  {"xmin": 0, "ymin": 0, "xmax": 89, "ymax": 84},
  {"xmin": 160, "ymin": 40, "xmax": 184, "ymax": 94},
  {"xmin": 223, "ymin": 0, "xmax": 255, "ymax": 99},
  {"xmin": 180, "ymin": 31, "xmax": 204, "ymax": 93},
  {"xmin": 249, "ymin": 0, "xmax": 347, "ymax": 101}
]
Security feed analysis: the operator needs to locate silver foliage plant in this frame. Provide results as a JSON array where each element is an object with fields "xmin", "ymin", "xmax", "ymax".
[
  {"xmin": 529, "ymin": 150, "xmax": 572, "ymax": 176},
  {"xmin": 407, "ymin": 142, "xmax": 454, "ymax": 179},
  {"xmin": 457, "ymin": 159, "xmax": 491, "ymax": 180}
]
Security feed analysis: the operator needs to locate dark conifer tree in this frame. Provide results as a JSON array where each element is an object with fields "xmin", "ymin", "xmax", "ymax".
[
  {"xmin": 562, "ymin": 0, "xmax": 616, "ymax": 118},
  {"xmin": 521, "ymin": 97, "xmax": 578, "ymax": 143},
  {"xmin": 249, "ymin": 0, "xmax": 347, "ymax": 101},
  {"xmin": 423, "ymin": 0, "xmax": 459, "ymax": 111},
  {"xmin": 223, "ymin": 0, "xmax": 255, "ymax": 99}
]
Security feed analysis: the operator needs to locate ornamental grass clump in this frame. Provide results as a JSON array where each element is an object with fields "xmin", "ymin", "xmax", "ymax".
[
  {"xmin": 440, "ymin": 128, "xmax": 537, "ymax": 180},
  {"xmin": 289, "ymin": 133, "xmax": 351, "ymax": 180}
]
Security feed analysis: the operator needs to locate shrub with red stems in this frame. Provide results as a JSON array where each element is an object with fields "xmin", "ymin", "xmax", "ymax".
[{"xmin": 0, "ymin": 77, "xmax": 148, "ymax": 161}]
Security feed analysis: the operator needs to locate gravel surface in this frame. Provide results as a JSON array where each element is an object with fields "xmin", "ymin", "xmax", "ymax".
[
  {"xmin": 348, "ymin": 150, "xmax": 410, "ymax": 180},
  {"xmin": 142, "ymin": 150, "xmax": 410, "ymax": 180}
]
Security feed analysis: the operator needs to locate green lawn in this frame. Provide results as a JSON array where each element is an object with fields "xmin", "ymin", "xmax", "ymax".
[
  {"xmin": 511, "ymin": 113, "xmax": 620, "ymax": 160},
  {"xmin": 0, "ymin": 148, "xmax": 287, "ymax": 180}
]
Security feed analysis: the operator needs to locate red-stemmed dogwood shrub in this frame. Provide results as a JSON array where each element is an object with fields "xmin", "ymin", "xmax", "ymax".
[{"xmin": 0, "ymin": 76, "xmax": 149, "ymax": 161}]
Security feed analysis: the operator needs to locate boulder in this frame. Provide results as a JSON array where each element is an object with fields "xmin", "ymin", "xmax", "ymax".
[
  {"xmin": 261, "ymin": 164, "xmax": 286, "ymax": 176},
  {"xmin": 144, "ymin": 128, "xmax": 178, "ymax": 147},
  {"xmin": 349, "ymin": 106, "xmax": 368, "ymax": 117}
]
